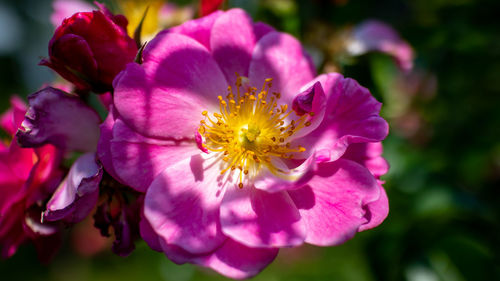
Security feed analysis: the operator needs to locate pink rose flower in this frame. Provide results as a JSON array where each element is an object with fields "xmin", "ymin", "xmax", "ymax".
[
  {"xmin": 41, "ymin": 4, "xmax": 137, "ymax": 93},
  {"xmin": 99, "ymin": 9, "xmax": 389, "ymax": 279},
  {"xmin": 346, "ymin": 19, "xmax": 414, "ymax": 71},
  {"xmin": 0, "ymin": 97, "xmax": 64, "ymax": 261}
]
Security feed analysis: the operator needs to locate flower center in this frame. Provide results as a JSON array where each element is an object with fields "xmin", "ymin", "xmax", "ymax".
[{"xmin": 198, "ymin": 76, "xmax": 312, "ymax": 188}]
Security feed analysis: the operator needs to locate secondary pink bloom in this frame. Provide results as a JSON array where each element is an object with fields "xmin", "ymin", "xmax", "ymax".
[
  {"xmin": 41, "ymin": 4, "xmax": 137, "ymax": 92},
  {"xmin": 100, "ymin": 9, "xmax": 389, "ymax": 279},
  {"xmin": 16, "ymin": 87, "xmax": 143, "ymax": 256},
  {"xmin": 0, "ymin": 97, "xmax": 63, "ymax": 261},
  {"xmin": 50, "ymin": 0, "xmax": 94, "ymax": 27},
  {"xmin": 16, "ymin": 87, "xmax": 103, "ymax": 221},
  {"xmin": 346, "ymin": 19, "xmax": 414, "ymax": 71}
]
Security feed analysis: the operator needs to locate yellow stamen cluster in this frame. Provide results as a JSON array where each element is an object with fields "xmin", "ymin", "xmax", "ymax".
[{"xmin": 198, "ymin": 76, "xmax": 313, "ymax": 188}]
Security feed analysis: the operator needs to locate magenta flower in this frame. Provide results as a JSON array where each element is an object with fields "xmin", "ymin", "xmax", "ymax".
[
  {"xmin": 16, "ymin": 87, "xmax": 104, "ymax": 216},
  {"xmin": 0, "ymin": 97, "xmax": 64, "ymax": 261},
  {"xmin": 200, "ymin": 0, "xmax": 224, "ymax": 16},
  {"xmin": 99, "ymin": 9, "xmax": 389, "ymax": 279},
  {"xmin": 16, "ymin": 88, "xmax": 103, "ymax": 225},
  {"xmin": 16, "ymin": 87, "xmax": 142, "ymax": 256},
  {"xmin": 346, "ymin": 19, "xmax": 414, "ymax": 71}
]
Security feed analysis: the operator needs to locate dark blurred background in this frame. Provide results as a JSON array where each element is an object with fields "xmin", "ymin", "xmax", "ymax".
[{"xmin": 1, "ymin": 0, "xmax": 499, "ymax": 280}]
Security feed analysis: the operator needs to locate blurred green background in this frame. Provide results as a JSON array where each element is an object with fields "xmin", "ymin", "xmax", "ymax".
[{"xmin": 1, "ymin": 0, "xmax": 499, "ymax": 280}]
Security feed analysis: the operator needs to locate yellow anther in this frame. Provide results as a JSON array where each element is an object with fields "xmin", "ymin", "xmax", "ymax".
[{"xmin": 198, "ymin": 76, "xmax": 308, "ymax": 190}]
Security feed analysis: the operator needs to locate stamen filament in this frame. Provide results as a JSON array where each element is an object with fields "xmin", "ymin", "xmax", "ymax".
[{"xmin": 198, "ymin": 75, "xmax": 312, "ymax": 188}]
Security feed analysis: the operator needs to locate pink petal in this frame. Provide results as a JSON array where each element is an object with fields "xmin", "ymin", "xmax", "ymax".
[
  {"xmin": 249, "ymin": 31, "xmax": 316, "ymax": 104},
  {"xmin": 0, "ymin": 96, "xmax": 27, "ymax": 136},
  {"xmin": 0, "ymin": 202, "xmax": 27, "ymax": 259},
  {"xmin": 220, "ymin": 187, "xmax": 306, "ymax": 248},
  {"xmin": 0, "ymin": 155, "xmax": 24, "ymax": 209},
  {"xmin": 160, "ymin": 241, "xmax": 200, "ymax": 264},
  {"xmin": 288, "ymin": 159, "xmax": 382, "ymax": 246},
  {"xmin": 114, "ymin": 32, "xmax": 228, "ymax": 139},
  {"xmin": 358, "ymin": 184, "xmax": 389, "ymax": 231},
  {"xmin": 166, "ymin": 10, "xmax": 223, "ymax": 50},
  {"xmin": 253, "ymin": 153, "xmax": 317, "ymax": 193},
  {"xmin": 44, "ymin": 153, "xmax": 102, "ymax": 223},
  {"xmin": 96, "ymin": 106, "xmax": 122, "ymax": 182},
  {"xmin": 194, "ymin": 239, "xmax": 278, "ymax": 279},
  {"xmin": 144, "ymin": 156, "xmax": 226, "ymax": 254},
  {"xmin": 289, "ymin": 81, "xmax": 327, "ymax": 139},
  {"xmin": 2, "ymin": 141, "xmax": 37, "ymax": 184},
  {"xmin": 16, "ymin": 87, "xmax": 101, "ymax": 152},
  {"xmin": 109, "ymin": 119, "xmax": 200, "ymax": 192},
  {"xmin": 139, "ymin": 213, "xmax": 163, "ymax": 252},
  {"xmin": 22, "ymin": 144, "xmax": 63, "ymax": 207},
  {"xmin": 211, "ymin": 8, "xmax": 257, "ymax": 85},
  {"xmin": 253, "ymin": 22, "xmax": 274, "ymax": 40},
  {"xmin": 294, "ymin": 74, "xmax": 389, "ymax": 162},
  {"xmin": 343, "ymin": 142, "xmax": 389, "ymax": 178},
  {"xmin": 159, "ymin": 237, "xmax": 278, "ymax": 279}
]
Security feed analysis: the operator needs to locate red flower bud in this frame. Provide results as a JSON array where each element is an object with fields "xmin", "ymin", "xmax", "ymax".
[
  {"xmin": 200, "ymin": 0, "xmax": 224, "ymax": 16},
  {"xmin": 41, "ymin": 6, "xmax": 137, "ymax": 93}
]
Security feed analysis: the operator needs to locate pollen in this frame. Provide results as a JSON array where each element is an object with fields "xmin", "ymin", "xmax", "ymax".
[{"xmin": 198, "ymin": 75, "xmax": 312, "ymax": 188}]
